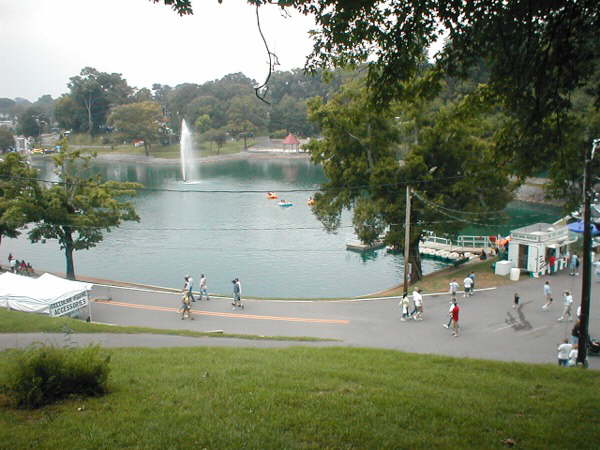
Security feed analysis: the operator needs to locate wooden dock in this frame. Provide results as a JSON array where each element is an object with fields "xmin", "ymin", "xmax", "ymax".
[{"xmin": 346, "ymin": 240, "xmax": 386, "ymax": 252}]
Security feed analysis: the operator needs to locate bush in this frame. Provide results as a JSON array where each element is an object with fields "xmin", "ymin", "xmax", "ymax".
[{"xmin": 2, "ymin": 344, "xmax": 110, "ymax": 409}]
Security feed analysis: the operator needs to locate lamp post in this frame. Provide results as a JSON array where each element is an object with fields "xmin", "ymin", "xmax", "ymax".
[{"xmin": 578, "ymin": 138, "xmax": 599, "ymax": 366}]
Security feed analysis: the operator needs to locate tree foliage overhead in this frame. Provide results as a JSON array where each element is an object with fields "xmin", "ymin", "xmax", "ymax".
[{"xmin": 307, "ymin": 78, "xmax": 515, "ymax": 282}]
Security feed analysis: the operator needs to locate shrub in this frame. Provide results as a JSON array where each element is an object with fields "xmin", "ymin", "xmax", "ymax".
[{"xmin": 2, "ymin": 344, "xmax": 110, "ymax": 409}]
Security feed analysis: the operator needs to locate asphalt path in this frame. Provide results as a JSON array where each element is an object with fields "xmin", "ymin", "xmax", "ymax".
[{"xmin": 2, "ymin": 270, "xmax": 599, "ymax": 368}]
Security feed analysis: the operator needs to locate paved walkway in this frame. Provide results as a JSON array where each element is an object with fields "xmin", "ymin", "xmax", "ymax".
[{"xmin": 2, "ymin": 270, "xmax": 598, "ymax": 369}]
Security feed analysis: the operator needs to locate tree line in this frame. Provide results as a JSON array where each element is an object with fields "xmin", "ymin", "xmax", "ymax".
[{"xmin": 0, "ymin": 67, "xmax": 353, "ymax": 155}]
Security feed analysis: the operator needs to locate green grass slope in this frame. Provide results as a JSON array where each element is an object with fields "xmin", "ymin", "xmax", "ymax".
[{"xmin": 1, "ymin": 346, "xmax": 598, "ymax": 449}]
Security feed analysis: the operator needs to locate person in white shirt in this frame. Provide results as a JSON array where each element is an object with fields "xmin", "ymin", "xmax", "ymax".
[
  {"xmin": 449, "ymin": 279, "xmax": 459, "ymax": 300},
  {"xmin": 463, "ymin": 276, "xmax": 473, "ymax": 297},
  {"xmin": 199, "ymin": 274, "xmax": 209, "ymax": 301},
  {"xmin": 542, "ymin": 281, "xmax": 553, "ymax": 310},
  {"xmin": 557, "ymin": 339, "xmax": 572, "ymax": 366},
  {"xmin": 567, "ymin": 345, "xmax": 579, "ymax": 367},
  {"xmin": 412, "ymin": 288, "xmax": 423, "ymax": 320},
  {"xmin": 558, "ymin": 290, "xmax": 573, "ymax": 321}
]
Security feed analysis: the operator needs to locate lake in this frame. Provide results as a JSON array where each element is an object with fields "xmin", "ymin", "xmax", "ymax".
[{"xmin": 3, "ymin": 155, "xmax": 562, "ymax": 298}]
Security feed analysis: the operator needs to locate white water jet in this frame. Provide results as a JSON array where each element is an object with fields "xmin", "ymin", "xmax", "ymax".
[{"xmin": 180, "ymin": 119, "xmax": 197, "ymax": 182}]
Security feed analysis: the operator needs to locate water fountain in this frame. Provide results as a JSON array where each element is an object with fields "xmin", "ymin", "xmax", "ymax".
[{"xmin": 180, "ymin": 119, "xmax": 197, "ymax": 182}]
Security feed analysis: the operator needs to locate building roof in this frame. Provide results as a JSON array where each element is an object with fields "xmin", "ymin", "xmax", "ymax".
[{"xmin": 282, "ymin": 133, "xmax": 300, "ymax": 145}]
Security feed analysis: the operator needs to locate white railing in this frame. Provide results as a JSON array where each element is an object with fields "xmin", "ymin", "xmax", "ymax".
[{"xmin": 422, "ymin": 233, "xmax": 491, "ymax": 250}]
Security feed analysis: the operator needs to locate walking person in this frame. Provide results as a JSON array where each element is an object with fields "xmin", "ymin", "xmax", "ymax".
[
  {"xmin": 442, "ymin": 299, "xmax": 454, "ymax": 329},
  {"xmin": 449, "ymin": 279, "xmax": 459, "ymax": 300},
  {"xmin": 232, "ymin": 278, "xmax": 243, "ymax": 309},
  {"xmin": 400, "ymin": 294, "xmax": 411, "ymax": 321},
  {"xmin": 449, "ymin": 299, "xmax": 460, "ymax": 337},
  {"xmin": 567, "ymin": 344, "xmax": 579, "ymax": 367},
  {"xmin": 9, "ymin": 256, "xmax": 16, "ymax": 273},
  {"xmin": 570, "ymin": 320, "xmax": 581, "ymax": 346},
  {"xmin": 412, "ymin": 287, "xmax": 424, "ymax": 320},
  {"xmin": 199, "ymin": 274, "xmax": 209, "ymax": 301},
  {"xmin": 180, "ymin": 290, "xmax": 193, "ymax": 320},
  {"xmin": 468, "ymin": 271, "xmax": 476, "ymax": 294},
  {"xmin": 513, "ymin": 292, "xmax": 520, "ymax": 309},
  {"xmin": 463, "ymin": 275, "xmax": 473, "ymax": 297},
  {"xmin": 187, "ymin": 275, "xmax": 195, "ymax": 302},
  {"xmin": 557, "ymin": 339, "xmax": 572, "ymax": 366},
  {"xmin": 542, "ymin": 281, "xmax": 553, "ymax": 310},
  {"xmin": 569, "ymin": 253, "xmax": 579, "ymax": 276},
  {"xmin": 558, "ymin": 290, "xmax": 574, "ymax": 322}
]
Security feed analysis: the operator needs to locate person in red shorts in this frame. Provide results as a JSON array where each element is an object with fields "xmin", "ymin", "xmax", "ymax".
[{"xmin": 450, "ymin": 299, "xmax": 460, "ymax": 337}]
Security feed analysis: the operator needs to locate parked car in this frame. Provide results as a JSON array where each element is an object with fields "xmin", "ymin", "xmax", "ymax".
[
  {"xmin": 43, "ymin": 148, "xmax": 55, "ymax": 154},
  {"xmin": 31, "ymin": 148, "xmax": 44, "ymax": 155}
]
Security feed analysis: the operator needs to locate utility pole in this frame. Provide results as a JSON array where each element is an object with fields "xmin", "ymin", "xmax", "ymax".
[
  {"xmin": 578, "ymin": 138, "xmax": 599, "ymax": 366},
  {"xmin": 403, "ymin": 185, "xmax": 412, "ymax": 297}
]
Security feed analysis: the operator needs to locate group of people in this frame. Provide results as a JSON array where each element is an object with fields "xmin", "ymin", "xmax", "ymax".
[
  {"xmin": 399, "ymin": 272, "xmax": 476, "ymax": 337},
  {"xmin": 399, "ymin": 288, "xmax": 424, "ymax": 321},
  {"xmin": 180, "ymin": 274, "xmax": 210, "ymax": 320},
  {"xmin": 449, "ymin": 272, "xmax": 476, "ymax": 299},
  {"xmin": 7, "ymin": 253, "xmax": 34, "ymax": 276},
  {"xmin": 546, "ymin": 251, "xmax": 579, "ymax": 276},
  {"xmin": 539, "ymin": 280, "xmax": 578, "ymax": 322},
  {"xmin": 179, "ymin": 274, "xmax": 243, "ymax": 319}
]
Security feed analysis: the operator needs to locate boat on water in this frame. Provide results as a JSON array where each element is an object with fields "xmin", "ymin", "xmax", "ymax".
[
  {"xmin": 267, "ymin": 192, "xmax": 278, "ymax": 199},
  {"xmin": 278, "ymin": 200, "xmax": 293, "ymax": 207},
  {"xmin": 307, "ymin": 197, "xmax": 315, "ymax": 206}
]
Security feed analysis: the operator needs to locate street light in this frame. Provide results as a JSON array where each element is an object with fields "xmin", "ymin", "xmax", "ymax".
[{"xmin": 578, "ymin": 138, "xmax": 599, "ymax": 366}]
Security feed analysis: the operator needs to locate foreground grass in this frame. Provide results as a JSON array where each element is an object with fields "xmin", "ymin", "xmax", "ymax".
[
  {"xmin": 0, "ymin": 308, "xmax": 332, "ymax": 342},
  {"xmin": 0, "ymin": 346, "xmax": 598, "ymax": 449}
]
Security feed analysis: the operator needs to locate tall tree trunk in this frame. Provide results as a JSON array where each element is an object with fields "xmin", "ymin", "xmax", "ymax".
[
  {"xmin": 86, "ymin": 95, "xmax": 93, "ymax": 137},
  {"xmin": 407, "ymin": 235, "xmax": 423, "ymax": 286},
  {"xmin": 144, "ymin": 142, "xmax": 150, "ymax": 157},
  {"xmin": 64, "ymin": 229, "xmax": 75, "ymax": 280}
]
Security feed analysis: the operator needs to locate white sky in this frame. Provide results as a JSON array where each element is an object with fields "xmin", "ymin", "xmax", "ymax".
[{"xmin": 0, "ymin": 0, "xmax": 316, "ymax": 101}]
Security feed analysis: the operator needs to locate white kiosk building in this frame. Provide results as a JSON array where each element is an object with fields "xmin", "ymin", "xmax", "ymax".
[{"xmin": 508, "ymin": 223, "xmax": 575, "ymax": 276}]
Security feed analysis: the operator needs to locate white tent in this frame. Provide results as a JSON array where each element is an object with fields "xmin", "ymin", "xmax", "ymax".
[{"xmin": 0, "ymin": 272, "xmax": 93, "ymax": 317}]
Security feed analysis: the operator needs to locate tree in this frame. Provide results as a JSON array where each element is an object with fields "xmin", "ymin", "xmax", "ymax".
[
  {"xmin": 54, "ymin": 94, "xmax": 86, "ymax": 132},
  {"xmin": 306, "ymin": 80, "xmax": 514, "ymax": 282},
  {"xmin": 28, "ymin": 146, "xmax": 141, "ymax": 280},
  {"xmin": 0, "ymin": 153, "xmax": 40, "ymax": 248},
  {"xmin": 203, "ymin": 128, "xmax": 228, "ymax": 154},
  {"xmin": 68, "ymin": 67, "xmax": 133, "ymax": 135},
  {"xmin": 108, "ymin": 101, "xmax": 164, "ymax": 156},
  {"xmin": 0, "ymin": 127, "xmax": 14, "ymax": 153},
  {"xmin": 132, "ymin": 87, "xmax": 154, "ymax": 103},
  {"xmin": 17, "ymin": 107, "xmax": 47, "ymax": 138}
]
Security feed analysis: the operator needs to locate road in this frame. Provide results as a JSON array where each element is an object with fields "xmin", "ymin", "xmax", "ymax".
[{"xmin": 2, "ymin": 270, "xmax": 598, "ymax": 368}]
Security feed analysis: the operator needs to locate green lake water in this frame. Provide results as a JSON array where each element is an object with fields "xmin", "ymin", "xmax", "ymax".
[{"xmin": 4, "ymin": 156, "xmax": 562, "ymax": 298}]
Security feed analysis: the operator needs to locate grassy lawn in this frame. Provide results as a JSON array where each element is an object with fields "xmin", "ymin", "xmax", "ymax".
[
  {"xmin": 0, "ymin": 308, "xmax": 333, "ymax": 342},
  {"xmin": 0, "ymin": 346, "xmax": 598, "ymax": 448},
  {"xmin": 373, "ymin": 258, "xmax": 517, "ymax": 297},
  {"xmin": 68, "ymin": 133, "xmax": 254, "ymax": 159}
]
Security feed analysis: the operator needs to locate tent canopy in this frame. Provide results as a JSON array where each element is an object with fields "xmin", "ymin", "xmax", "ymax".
[{"xmin": 0, "ymin": 272, "xmax": 93, "ymax": 316}]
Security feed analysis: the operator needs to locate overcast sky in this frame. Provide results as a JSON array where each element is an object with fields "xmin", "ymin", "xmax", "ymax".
[{"xmin": 0, "ymin": 0, "xmax": 316, "ymax": 101}]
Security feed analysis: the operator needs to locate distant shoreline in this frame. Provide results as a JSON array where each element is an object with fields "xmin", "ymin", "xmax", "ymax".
[{"xmin": 92, "ymin": 150, "xmax": 311, "ymax": 166}]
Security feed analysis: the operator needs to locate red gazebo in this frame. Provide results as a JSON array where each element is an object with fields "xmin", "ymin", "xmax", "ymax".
[{"xmin": 282, "ymin": 133, "xmax": 300, "ymax": 152}]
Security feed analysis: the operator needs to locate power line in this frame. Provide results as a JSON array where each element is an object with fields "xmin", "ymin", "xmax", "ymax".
[{"xmin": 0, "ymin": 173, "xmax": 469, "ymax": 194}]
